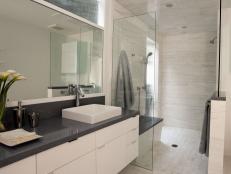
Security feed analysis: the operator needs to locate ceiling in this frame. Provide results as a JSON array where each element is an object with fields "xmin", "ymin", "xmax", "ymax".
[
  {"xmin": 116, "ymin": 0, "xmax": 219, "ymax": 34},
  {"xmin": 116, "ymin": 0, "xmax": 158, "ymax": 15}
]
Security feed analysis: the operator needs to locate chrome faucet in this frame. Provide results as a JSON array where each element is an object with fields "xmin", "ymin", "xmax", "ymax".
[
  {"xmin": 68, "ymin": 84, "xmax": 75, "ymax": 95},
  {"xmin": 74, "ymin": 85, "xmax": 85, "ymax": 106},
  {"xmin": 14, "ymin": 101, "xmax": 25, "ymax": 128}
]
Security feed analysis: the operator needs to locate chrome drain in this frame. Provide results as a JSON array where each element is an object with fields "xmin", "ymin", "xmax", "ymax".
[{"xmin": 171, "ymin": 144, "xmax": 178, "ymax": 148}]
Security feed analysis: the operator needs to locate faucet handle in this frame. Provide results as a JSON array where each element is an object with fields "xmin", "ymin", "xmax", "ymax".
[
  {"xmin": 18, "ymin": 101, "xmax": 23, "ymax": 108},
  {"xmin": 28, "ymin": 112, "xmax": 40, "ymax": 128},
  {"xmin": 79, "ymin": 87, "xmax": 85, "ymax": 97},
  {"xmin": 76, "ymin": 85, "xmax": 85, "ymax": 97}
]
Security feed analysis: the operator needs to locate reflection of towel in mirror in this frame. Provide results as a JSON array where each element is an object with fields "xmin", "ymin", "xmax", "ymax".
[{"xmin": 115, "ymin": 50, "xmax": 134, "ymax": 110}]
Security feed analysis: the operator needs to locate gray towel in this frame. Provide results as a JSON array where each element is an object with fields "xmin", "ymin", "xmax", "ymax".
[
  {"xmin": 199, "ymin": 99, "xmax": 211, "ymax": 157},
  {"xmin": 115, "ymin": 50, "xmax": 134, "ymax": 110}
]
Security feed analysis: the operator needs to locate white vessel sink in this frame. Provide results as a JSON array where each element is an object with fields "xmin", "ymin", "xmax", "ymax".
[{"xmin": 62, "ymin": 104, "xmax": 122, "ymax": 124}]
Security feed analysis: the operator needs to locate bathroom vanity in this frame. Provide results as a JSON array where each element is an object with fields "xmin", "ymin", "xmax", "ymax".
[{"xmin": 0, "ymin": 102, "xmax": 139, "ymax": 174}]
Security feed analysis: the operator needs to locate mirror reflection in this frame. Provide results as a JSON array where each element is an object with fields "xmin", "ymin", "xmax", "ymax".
[
  {"xmin": 222, "ymin": 0, "xmax": 231, "ymax": 8},
  {"xmin": 0, "ymin": 0, "xmax": 103, "ymax": 102},
  {"xmin": 43, "ymin": 0, "xmax": 105, "ymax": 27}
]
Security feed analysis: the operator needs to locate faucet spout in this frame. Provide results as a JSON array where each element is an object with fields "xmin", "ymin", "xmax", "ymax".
[{"xmin": 75, "ymin": 85, "xmax": 85, "ymax": 107}]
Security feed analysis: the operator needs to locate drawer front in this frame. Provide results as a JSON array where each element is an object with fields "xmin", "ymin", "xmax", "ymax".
[
  {"xmin": 96, "ymin": 120, "xmax": 127, "ymax": 147},
  {"xmin": 96, "ymin": 116, "xmax": 139, "ymax": 147},
  {"xmin": 126, "ymin": 116, "xmax": 139, "ymax": 132},
  {"xmin": 126, "ymin": 127, "xmax": 139, "ymax": 145},
  {"xmin": 126, "ymin": 140, "xmax": 138, "ymax": 165},
  {"xmin": 53, "ymin": 151, "xmax": 96, "ymax": 174},
  {"xmin": 37, "ymin": 133, "xmax": 95, "ymax": 174},
  {"xmin": 96, "ymin": 135, "xmax": 126, "ymax": 174},
  {"xmin": 126, "ymin": 124, "xmax": 139, "ymax": 166},
  {"xmin": 0, "ymin": 156, "xmax": 36, "ymax": 174}
]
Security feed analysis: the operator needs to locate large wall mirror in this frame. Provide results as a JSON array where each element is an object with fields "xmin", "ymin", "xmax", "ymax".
[{"xmin": 0, "ymin": 0, "xmax": 104, "ymax": 102}]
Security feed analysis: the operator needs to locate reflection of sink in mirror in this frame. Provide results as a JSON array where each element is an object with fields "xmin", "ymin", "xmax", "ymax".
[{"xmin": 62, "ymin": 104, "xmax": 122, "ymax": 124}]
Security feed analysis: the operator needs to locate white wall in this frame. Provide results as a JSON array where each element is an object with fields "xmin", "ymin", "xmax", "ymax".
[
  {"xmin": 221, "ymin": 8, "xmax": 231, "ymax": 157},
  {"xmin": 103, "ymin": 0, "xmax": 113, "ymax": 105},
  {"xmin": 0, "ymin": 16, "xmax": 50, "ymax": 101},
  {"xmin": 159, "ymin": 32, "xmax": 217, "ymax": 130},
  {"xmin": 223, "ymin": 0, "xmax": 231, "ymax": 8}
]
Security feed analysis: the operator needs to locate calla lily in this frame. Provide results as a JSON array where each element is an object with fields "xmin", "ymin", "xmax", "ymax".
[
  {"xmin": 16, "ymin": 76, "xmax": 26, "ymax": 80},
  {"xmin": 6, "ymin": 70, "xmax": 16, "ymax": 74},
  {"xmin": 0, "ymin": 72, "xmax": 11, "ymax": 80},
  {"xmin": 0, "ymin": 70, "xmax": 26, "ymax": 130}
]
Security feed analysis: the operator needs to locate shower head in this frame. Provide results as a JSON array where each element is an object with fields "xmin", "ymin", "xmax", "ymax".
[
  {"xmin": 143, "ymin": 52, "xmax": 153, "ymax": 64},
  {"xmin": 147, "ymin": 52, "xmax": 153, "ymax": 58}
]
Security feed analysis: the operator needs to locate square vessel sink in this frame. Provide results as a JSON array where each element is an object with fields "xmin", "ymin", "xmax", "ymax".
[{"xmin": 62, "ymin": 104, "xmax": 122, "ymax": 124}]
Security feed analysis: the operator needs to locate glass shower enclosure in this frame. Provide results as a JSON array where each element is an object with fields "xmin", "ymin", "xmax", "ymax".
[{"xmin": 112, "ymin": 12, "xmax": 158, "ymax": 171}]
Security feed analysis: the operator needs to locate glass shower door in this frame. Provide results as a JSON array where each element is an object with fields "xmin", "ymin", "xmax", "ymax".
[{"xmin": 112, "ymin": 12, "xmax": 157, "ymax": 171}]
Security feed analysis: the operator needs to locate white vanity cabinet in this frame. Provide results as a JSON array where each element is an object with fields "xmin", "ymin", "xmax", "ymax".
[
  {"xmin": 53, "ymin": 151, "xmax": 96, "ymax": 174},
  {"xmin": 96, "ymin": 116, "xmax": 139, "ymax": 174},
  {"xmin": 0, "ymin": 116, "xmax": 139, "ymax": 174},
  {"xmin": 36, "ymin": 133, "xmax": 96, "ymax": 174},
  {"xmin": 0, "ymin": 156, "xmax": 36, "ymax": 174},
  {"xmin": 96, "ymin": 135, "xmax": 127, "ymax": 174},
  {"xmin": 125, "ymin": 127, "xmax": 139, "ymax": 165}
]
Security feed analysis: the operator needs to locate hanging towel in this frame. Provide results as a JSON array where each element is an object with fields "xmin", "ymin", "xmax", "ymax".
[
  {"xmin": 115, "ymin": 50, "xmax": 134, "ymax": 110},
  {"xmin": 199, "ymin": 99, "xmax": 211, "ymax": 157}
]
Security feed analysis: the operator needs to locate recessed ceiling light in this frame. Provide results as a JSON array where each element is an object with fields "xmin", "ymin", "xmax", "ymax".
[
  {"xmin": 165, "ymin": 3, "xmax": 173, "ymax": 8},
  {"xmin": 181, "ymin": 26, "xmax": 187, "ymax": 29}
]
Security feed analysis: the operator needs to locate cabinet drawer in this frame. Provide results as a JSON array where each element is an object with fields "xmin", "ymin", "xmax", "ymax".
[
  {"xmin": 53, "ymin": 151, "xmax": 96, "ymax": 174},
  {"xmin": 96, "ymin": 120, "xmax": 127, "ymax": 147},
  {"xmin": 126, "ymin": 127, "xmax": 139, "ymax": 145},
  {"xmin": 126, "ymin": 116, "xmax": 139, "ymax": 132},
  {"xmin": 37, "ymin": 133, "xmax": 95, "ymax": 174},
  {"xmin": 96, "ymin": 116, "xmax": 139, "ymax": 147},
  {"xmin": 126, "ymin": 140, "xmax": 138, "ymax": 165},
  {"xmin": 96, "ymin": 135, "xmax": 126, "ymax": 174},
  {"xmin": 0, "ymin": 156, "xmax": 36, "ymax": 174}
]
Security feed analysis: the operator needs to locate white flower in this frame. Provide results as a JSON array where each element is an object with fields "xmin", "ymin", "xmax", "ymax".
[
  {"xmin": 0, "ymin": 71, "xmax": 26, "ymax": 81},
  {"xmin": 0, "ymin": 71, "xmax": 11, "ymax": 80},
  {"xmin": 6, "ymin": 70, "xmax": 16, "ymax": 74},
  {"xmin": 16, "ymin": 75, "xmax": 26, "ymax": 80}
]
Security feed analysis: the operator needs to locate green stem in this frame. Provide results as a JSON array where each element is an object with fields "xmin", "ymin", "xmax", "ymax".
[
  {"xmin": 0, "ymin": 122, "xmax": 5, "ymax": 131},
  {"xmin": 4, "ymin": 79, "xmax": 17, "ymax": 93},
  {"xmin": 0, "ymin": 80, "xmax": 3, "ymax": 92},
  {"xmin": 0, "ymin": 93, "xmax": 7, "ymax": 125},
  {"xmin": 0, "ymin": 78, "xmax": 17, "ymax": 97},
  {"xmin": 0, "ymin": 80, "xmax": 6, "ymax": 96}
]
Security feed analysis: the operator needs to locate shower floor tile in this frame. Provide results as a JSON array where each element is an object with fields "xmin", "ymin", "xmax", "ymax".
[{"xmin": 120, "ymin": 126, "xmax": 208, "ymax": 174}]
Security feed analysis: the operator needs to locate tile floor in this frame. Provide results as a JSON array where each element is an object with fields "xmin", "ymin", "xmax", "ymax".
[{"xmin": 120, "ymin": 126, "xmax": 208, "ymax": 174}]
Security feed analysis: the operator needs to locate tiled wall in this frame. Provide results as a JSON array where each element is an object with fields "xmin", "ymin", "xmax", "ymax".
[{"xmin": 159, "ymin": 32, "xmax": 217, "ymax": 130}]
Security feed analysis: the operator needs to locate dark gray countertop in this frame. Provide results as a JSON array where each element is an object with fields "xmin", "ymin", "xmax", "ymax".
[
  {"xmin": 0, "ymin": 110, "xmax": 139, "ymax": 168},
  {"xmin": 139, "ymin": 116, "xmax": 163, "ymax": 135}
]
